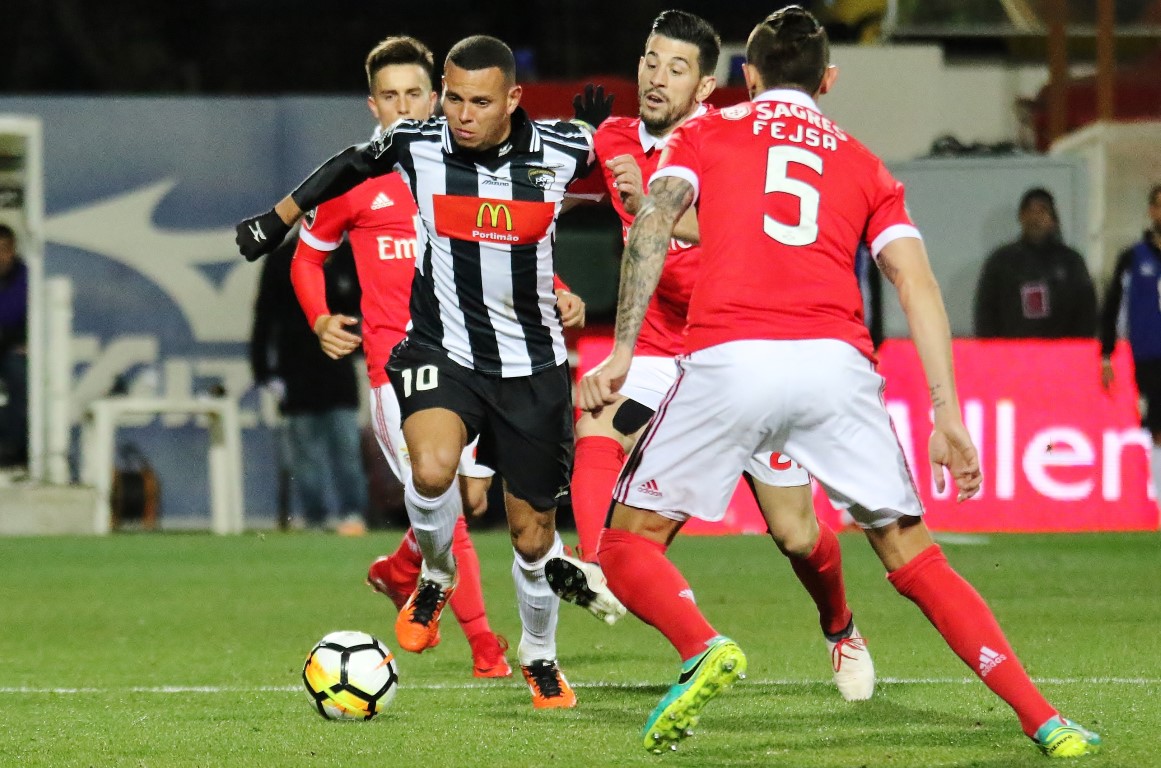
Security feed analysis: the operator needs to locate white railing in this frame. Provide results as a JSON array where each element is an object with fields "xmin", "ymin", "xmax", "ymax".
[{"xmin": 44, "ymin": 276, "xmax": 72, "ymax": 484}]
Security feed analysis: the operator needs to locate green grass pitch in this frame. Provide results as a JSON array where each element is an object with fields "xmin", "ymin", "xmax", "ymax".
[{"xmin": 0, "ymin": 530, "xmax": 1155, "ymax": 767}]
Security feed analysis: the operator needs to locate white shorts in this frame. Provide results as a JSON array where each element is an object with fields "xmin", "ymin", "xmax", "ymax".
[
  {"xmin": 620, "ymin": 355, "xmax": 681, "ymax": 411},
  {"xmin": 615, "ymin": 339, "xmax": 922, "ymax": 528},
  {"xmin": 370, "ymin": 383, "xmax": 494, "ymax": 484},
  {"xmin": 621, "ymin": 355, "xmax": 809, "ymax": 488}
]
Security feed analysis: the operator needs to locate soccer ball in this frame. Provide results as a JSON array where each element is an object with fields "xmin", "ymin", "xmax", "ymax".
[{"xmin": 302, "ymin": 630, "xmax": 399, "ymax": 720}]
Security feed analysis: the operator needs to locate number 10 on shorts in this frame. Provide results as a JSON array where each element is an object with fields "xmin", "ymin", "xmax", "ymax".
[{"xmin": 400, "ymin": 364, "xmax": 438, "ymax": 397}]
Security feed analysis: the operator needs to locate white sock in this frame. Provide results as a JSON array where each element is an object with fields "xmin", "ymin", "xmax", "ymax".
[
  {"xmin": 403, "ymin": 479, "xmax": 460, "ymax": 586},
  {"xmin": 1151, "ymin": 445, "xmax": 1161, "ymax": 508},
  {"xmin": 512, "ymin": 533, "xmax": 564, "ymax": 665}
]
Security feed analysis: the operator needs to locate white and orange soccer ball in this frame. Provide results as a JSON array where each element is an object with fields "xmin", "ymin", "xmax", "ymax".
[{"xmin": 302, "ymin": 631, "xmax": 399, "ymax": 720}]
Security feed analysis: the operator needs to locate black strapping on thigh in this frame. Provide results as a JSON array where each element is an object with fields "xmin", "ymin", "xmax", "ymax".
[
  {"xmin": 612, "ymin": 397, "xmax": 655, "ymax": 437},
  {"xmin": 602, "ymin": 398, "xmax": 658, "ymax": 530}
]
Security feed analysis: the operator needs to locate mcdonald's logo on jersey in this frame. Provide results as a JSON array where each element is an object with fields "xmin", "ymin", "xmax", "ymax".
[
  {"xmin": 476, "ymin": 202, "xmax": 513, "ymax": 230},
  {"xmin": 432, "ymin": 194, "xmax": 556, "ymax": 246}
]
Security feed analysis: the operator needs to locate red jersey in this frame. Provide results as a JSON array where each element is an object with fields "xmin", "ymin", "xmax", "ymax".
[
  {"xmin": 293, "ymin": 172, "xmax": 419, "ymax": 387},
  {"xmin": 573, "ymin": 110, "xmax": 707, "ymax": 358},
  {"xmin": 654, "ymin": 89, "xmax": 919, "ymax": 361}
]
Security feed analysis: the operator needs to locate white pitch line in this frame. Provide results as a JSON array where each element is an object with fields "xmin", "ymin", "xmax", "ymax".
[
  {"xmin": 932, "ymin": 533, "xmax": 992, "ymax": 545},
  {"xmin": 0, "ymin": 677, "xmax": 1154, "ymax": 695}
]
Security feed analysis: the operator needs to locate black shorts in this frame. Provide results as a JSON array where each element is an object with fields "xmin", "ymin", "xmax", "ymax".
[
  {"xmin": 1134, "ymin": 358, "xmax": 1161, "ymax": 433},
  {"xmin": 387, "ymin": 340, "xmax": 574, "ymax": 510}
]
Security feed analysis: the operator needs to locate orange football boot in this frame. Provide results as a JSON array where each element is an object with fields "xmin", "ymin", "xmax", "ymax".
[
  {"xmin": 521, "ymin": 659, "xmax": 577, "ymax": 709},
  {"xmin": 395, "ymin": 578, "xmax": 455, "ymax": 653}
]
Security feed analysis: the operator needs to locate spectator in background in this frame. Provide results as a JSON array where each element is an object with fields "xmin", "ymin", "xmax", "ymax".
[
  {"xmin": 0, "ymin": 224, "xmax": 27, "ymax": 468},
  {"xmin": 973, "ymin": 187, "xmax": 1097, "ymax": 338},
  {"xmin": 1100, "ymin": 183, "xmax": 1161, "ymax": 509},
  {"xmin": 250, "ymin": 231, "xmax": 368, "ymax": 533}
]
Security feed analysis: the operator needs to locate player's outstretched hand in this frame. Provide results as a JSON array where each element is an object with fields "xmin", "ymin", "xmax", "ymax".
[
  {"xmin": 556, "ymin": 289, "xmax": 586, "ymax": 329},
  {"xmin": 929, "ymin": 420, "xmax": 982, "ymax": 502},
  {"xmin": 313, "ymin": 314, "xmax": 362, "ymax": 359},
  {"xmin": 578, "ymin": 346, "xmax": 632, "ymax": 414},
  {"xmin": 573, "ymin": 83, "xmax": 614, "ymax": 130},
  {"xmin": 236, "ymin": 209, "xmax": 290, "ymax": 262}
]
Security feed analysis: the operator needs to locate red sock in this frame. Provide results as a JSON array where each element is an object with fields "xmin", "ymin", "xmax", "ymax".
[
  {"xmin": 390, "ymin": 528, "xmax": 422, "ymax": 579},
  {"xmin": 598, "ymin": 528, "xmax": 718, "ymax": 661},
  {"xmin": 788, "ymin": 522, "xmax": 853, "ymax": 637},
  {"xmin": 448, "ymin": 516, "xmax": 492, "ymax": 642},
  {"xmin": 888, "ymin": 544, "xmax": 1057, "ymax": 736},
  {"xmin": 571, "ymin": 436, "xmax": 625, "ymax": 562}
]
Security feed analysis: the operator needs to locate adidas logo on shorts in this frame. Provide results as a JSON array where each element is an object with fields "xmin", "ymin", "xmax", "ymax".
[
  {"xmin": 978, "ymin": 645, "xmax": 1007, "ymax": 677},
  {"xmin": 637, "ymin": 479, "xmax": 662, "ymax": 497}
]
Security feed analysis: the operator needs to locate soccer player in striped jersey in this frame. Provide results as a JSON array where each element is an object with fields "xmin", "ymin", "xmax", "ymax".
[
  {"xmin": 237, "ymin": 35, "xmax": 612, "ymax": 709},
  {"xmin": 581, "ymin": 7, "xmax": 1099, "ymax": 756},
  {"xmin": 549, "ymin": 10, "xmax": 873, "ymax": 703},
  {"xmin": 289, "ymin": 35, "xmax": 574, "ymax": 680}
]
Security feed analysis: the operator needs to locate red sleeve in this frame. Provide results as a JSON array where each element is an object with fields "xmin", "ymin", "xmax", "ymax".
[
  {"xmin": 553, "ymin": 273, "xmax": 570, "ymax": 293},
  {"xmin": 298, "ymin": 195, "xmax": 350, "ymax": 251},
  {"xmin": 565, "ymin": 122, "xmax": 611, "ymax": 200},
  {"xmin": 565, "ymin": 166, "xmax": 608, "ymax": 200},
  {"xmin": 292, "ymin": 195, "xmax": 355, "ymax": 327},
  {"xmin": 290, "ymin": 238, "xmax": 331, "ymax": 328},
  {"xmin": 650, "ymin": 121, "xmax": 703, "ymax": 203},
  {"xmin": 865, "ymin": 160, "xmax": 920, "ymax": 257}
]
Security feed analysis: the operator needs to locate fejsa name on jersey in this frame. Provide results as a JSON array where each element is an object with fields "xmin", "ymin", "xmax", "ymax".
[{"xmin": 722, "ymin": 101, "xmax": 848, "ymax": 151}]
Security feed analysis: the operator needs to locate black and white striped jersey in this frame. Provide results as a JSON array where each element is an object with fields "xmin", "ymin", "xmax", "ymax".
[{"xmin": 292, "ymin": 108, "xmax": 594, "ymax": 377}]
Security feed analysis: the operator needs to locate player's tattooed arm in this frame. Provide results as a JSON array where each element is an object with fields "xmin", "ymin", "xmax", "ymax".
[
  {"xmin": 606, "ymin": 154, "xmax": 699, "ymax": 242},
  {"xmin": 615, "ymin": 176, "xmax": 694, "ymax": 349},
  {"xmin": 879, "ymin": 236, "xmax": 981, "ymax": 500},
  {"xmin": 929, "ymin": 383, "xmax": 948, "ymax": 411},
  {"xmin": 877, "ymin": 237, "xmax": 959, "ymax": 415},
  {"xmin": 671, "ymin": 208, "xmax": 700, "ymax": 244}
]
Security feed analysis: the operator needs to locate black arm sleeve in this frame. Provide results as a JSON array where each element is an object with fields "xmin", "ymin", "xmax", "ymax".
[
  {"xmin": 290, "ymin": 135, "xmax": 398, "ymax": 213},
  {"xmin": 1099, "ymin": 249, "xmax": 1132, "ymax": 357}
]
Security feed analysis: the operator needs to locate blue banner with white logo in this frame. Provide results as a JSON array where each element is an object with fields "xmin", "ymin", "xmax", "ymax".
[{"xmin": 0, "ymin": 96, "xmax": 380, "ymax": 523}]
